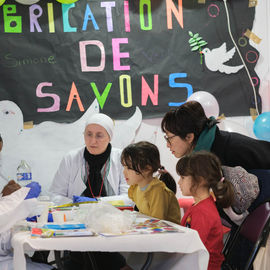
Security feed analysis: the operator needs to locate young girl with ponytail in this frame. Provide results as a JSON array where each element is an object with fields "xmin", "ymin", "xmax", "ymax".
[
  {"xmin": 176, "ymin": 150, "xmax": 235, "ymax": 270},
  {"xmin": 121, "ymin": 141, "xmax": 181, "ymax": 224}
]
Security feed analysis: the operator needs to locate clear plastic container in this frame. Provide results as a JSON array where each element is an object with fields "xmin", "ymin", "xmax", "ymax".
[{"xmin": 16, "ymin": 160, "xmax": 32, "ymax": 186}]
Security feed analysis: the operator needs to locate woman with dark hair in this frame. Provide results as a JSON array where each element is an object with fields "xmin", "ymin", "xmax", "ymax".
[
  {"xmin": 163, "ymin": 101, "xmax": 270, "ymax": 269},
  {"xmin": 161, "ymin": 100, "xmax": 270, "ymax": 170}
]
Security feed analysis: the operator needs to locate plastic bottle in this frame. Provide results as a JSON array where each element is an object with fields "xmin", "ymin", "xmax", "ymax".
[{"xmin": 16, "ymin": 160, "xmax": 32, "ymax": 186}]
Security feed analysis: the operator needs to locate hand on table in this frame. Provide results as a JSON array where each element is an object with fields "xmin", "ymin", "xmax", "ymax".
[
  {"xmin": 1, "ymin": 180, "xmax": 21, "ymax": 196},
  {"xmin": 73, "ymin": 195, "xmax": 97, "ymax": 203},
  {"xmin": 25, "ymin": 181, "xmax": 41, "ymax": 199}
]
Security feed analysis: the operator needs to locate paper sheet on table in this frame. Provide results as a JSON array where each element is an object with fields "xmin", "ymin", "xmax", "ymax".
[
  {"xmin": 99, "ymin": 194, "xmax": 134, "ymax": 206},
  {"xmin": 100, "ymin": 217, "xmax": 185, "ymax": 237}
]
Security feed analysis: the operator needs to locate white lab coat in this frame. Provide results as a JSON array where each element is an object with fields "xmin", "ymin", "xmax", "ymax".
[
  {"xmin": 49, "ymin": 146, "xmax": 130, "ymax": 205},
  {"xmin": 0, "ymin": 188, "xmax": 53, "ymax": 270}
]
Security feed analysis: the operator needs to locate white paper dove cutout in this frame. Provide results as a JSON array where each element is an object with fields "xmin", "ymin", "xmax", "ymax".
[
  {"xmin": 0, "ymin": 99, "xmax": 142, "ymax": 194},
  {"xmin": 111, "ymin": 107, "xmax": 142, "ymax": 149},
  {"xmin": 201, "ymin": 43, "xmax": 244, "ymax": 74},
  {"xmin": 0, "ymin": 100, "xmax": 24, "ymax": 139}
]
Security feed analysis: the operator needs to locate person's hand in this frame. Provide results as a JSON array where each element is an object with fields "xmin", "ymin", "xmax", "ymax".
[
  {"xmin": 26, "ymin": 213, "xmax": 53, "ymax": 222},
  {"xmin": 1, "ymin": 180, "xmax": 21, "ymax": 196},
  {"xmin": 73, "ymin": 195, "xmax": 97, "ymax": 203},
  {"xmin": 25, "ymin": 181, "xmax": 41, "ymax": 199}
]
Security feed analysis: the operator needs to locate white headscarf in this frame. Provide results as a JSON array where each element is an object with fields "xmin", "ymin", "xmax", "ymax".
[{"xmin": 85, "ymin": 113, "xmax": 114, "ymax": 139}]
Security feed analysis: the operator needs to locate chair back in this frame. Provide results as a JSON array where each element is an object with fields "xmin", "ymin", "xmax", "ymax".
[
  {"xmin": 222, "ymin": 201, "xmax": 270, "ymax": 270},
  {"xmin": 240, "ymin": 201, "xmax": 270, "ymax": 243}
]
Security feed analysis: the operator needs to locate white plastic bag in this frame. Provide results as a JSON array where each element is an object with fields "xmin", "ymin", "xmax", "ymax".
[{"xmin": 74, "ymin": 202, "xmax": 135, "ymax": 234}]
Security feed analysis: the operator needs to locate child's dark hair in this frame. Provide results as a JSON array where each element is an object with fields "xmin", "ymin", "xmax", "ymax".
[
  {"xmin": 121, "ymin": 141, "xmax": 176, "ymax": 193},
  {"xmin": 176, "ymin": 151, "xmax": 234, "ymax": 208}
]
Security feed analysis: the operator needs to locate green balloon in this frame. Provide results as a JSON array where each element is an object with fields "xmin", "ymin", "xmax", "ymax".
[
  {"xmin": 56, "ymin": 0, "xmax": 79, "ymax": 4},
  {"xmin": 0, "ymin": 0, "xmax": 5, "ymax": 6}
]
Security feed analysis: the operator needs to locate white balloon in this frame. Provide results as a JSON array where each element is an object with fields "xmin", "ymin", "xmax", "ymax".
[
  {"xmin": 15, "ymin": 0, "xmax": 40, "ymax": 5},
  {"xmin": 187, "ymin": 91, "xmax": 219, "ymax": 118}
]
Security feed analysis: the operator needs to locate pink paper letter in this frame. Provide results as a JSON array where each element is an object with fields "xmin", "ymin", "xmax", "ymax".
[
  {"xmin": 79, "ymin": 40, "xmax": 105, "ymax": 72},
  {"xmin": 112, "ymin": 38, "xmax": 130, "ymax": 71},
  {"xmin": 141, "ymin": 75, "xmax": 159, "ymax": 106},
  {"xmin": 36, "ymin": 82, "xmax": 60, "ymax": 112}
]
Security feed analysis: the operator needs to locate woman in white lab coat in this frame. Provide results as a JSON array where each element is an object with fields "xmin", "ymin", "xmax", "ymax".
[
  {"xmin": 49, "ymin": 146, "xmax": 128, "ymax": 204},
  {"xmin": 49, "ymin": 113, "xmax": 131, "ymax": 270},
  {"xmin": 49, "ymin": 113, "xmax": 129, "ymax": 204},
  {"xmin": 0, "ymin": 181, "xmax": 53, "ymax": 270}
]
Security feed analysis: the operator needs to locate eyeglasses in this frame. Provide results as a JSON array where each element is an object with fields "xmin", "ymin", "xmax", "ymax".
[{"xmin": 164, "ymin": 134, "xmax": 177, "ymax": 144}]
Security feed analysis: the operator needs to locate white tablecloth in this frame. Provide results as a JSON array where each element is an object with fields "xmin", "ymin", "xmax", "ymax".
[{"xmin": 11, "ymin": 223, "xmax": 209, "ymax": 270}]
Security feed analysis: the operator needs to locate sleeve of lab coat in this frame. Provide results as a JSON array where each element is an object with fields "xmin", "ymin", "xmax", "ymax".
[
  {"xmin": 49, "ymin": 153, "xmax": 74, "ymax": 205},
  {"xmin": 0, "ymin": 230, "xmax": 11, "ymax": 256},
  {"xmin": 49, "ymin": 154, "xmax": 71, "ymax": 197},
  {"xmin": 0, "ymin": 188, "xmax": 37, "ymax": 255},
  {"xmin": 0, "ymin": 188, "xmax": 36, "ymax": 233}
]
